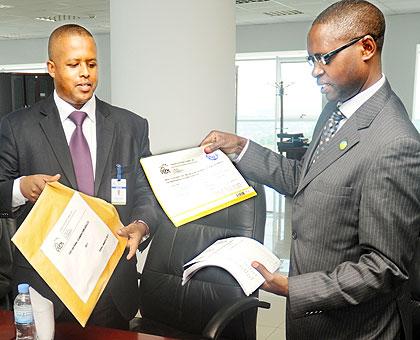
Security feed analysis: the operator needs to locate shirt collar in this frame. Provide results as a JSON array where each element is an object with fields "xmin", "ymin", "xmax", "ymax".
[
  {"xmin": 54, "ymin": 90, "xmax": 96, "ymax": 123},
  {"xmin": 338, "ymin": 74, "xmax": 385, "ymax": 119}
]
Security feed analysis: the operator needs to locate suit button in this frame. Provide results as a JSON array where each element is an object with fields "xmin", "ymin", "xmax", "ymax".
[{"xmin": 292, "ymin": 231, "xmax": 297, "ymax": 240}]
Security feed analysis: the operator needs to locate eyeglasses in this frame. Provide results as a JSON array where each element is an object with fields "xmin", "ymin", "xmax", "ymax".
[{"xmin": 307, "ymin": 35, "xmax": 368, "ymax": 66}]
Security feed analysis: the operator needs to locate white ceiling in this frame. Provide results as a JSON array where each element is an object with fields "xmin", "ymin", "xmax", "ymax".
[
  {"xmin": 236, "ymin": 0, "xmax": 420, "ymax": 25},
  {"xmin": 0, "ymin": 0, "xmax": 419, "ymax": 40},
  {"xmin": 0, "ymin": 0, "xmax": 109, "ymax": 40}
]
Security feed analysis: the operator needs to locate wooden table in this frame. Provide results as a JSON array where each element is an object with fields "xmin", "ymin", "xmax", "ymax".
[{"xmin": 0, "ymin": 310, "xmax": 176, "ymax": 340}]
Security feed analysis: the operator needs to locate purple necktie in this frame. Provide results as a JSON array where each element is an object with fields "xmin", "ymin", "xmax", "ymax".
[{"xmin": 68, "ymin": 111, "xmax": 94, "ymax": 196}]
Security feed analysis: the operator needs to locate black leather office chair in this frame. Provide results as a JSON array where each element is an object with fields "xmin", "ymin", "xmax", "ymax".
[
  {"xmin": 410, "ymin": 238, "xmax": 420, "ymax": 339},
  {"xmin": 131, "ymin": 182, "xmax": 269, "ymax": 339}
]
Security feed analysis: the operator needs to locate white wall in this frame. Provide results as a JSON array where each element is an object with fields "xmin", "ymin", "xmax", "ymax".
[
  {"xmin": 384, "ymin": 13, "xmax": 420, "ymax": 115},
  {"xmin": 237, "ymin": 12, "xmax": 420, "ymax": 116},
  {"xmin": 0, "ymin": 11, "xmax": 418, "ymax": 120},
  {"xmin": 0, "ymin": 34, "xmax": 111, "ymax": 102},
  {"xmin": 110, "ymin": 0, "xmax": 236, "ymax": 154},
  {"xmin": 237, "ymin": 20, "xmax": 310, "ymax": 53}
]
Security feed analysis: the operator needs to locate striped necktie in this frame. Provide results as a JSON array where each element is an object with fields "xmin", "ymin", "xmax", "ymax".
[{"xmin": 310, "ymin": 108, "xmax": 345, "ymax": 166}]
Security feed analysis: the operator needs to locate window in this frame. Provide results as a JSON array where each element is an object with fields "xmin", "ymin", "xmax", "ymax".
[{"xmin": 235, "ymin": 51, "xmax": 322, "ymax": 270}]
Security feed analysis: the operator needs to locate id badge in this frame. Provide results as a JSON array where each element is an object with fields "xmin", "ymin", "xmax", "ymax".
[{"xmin": 111, "ymin": 178, "xmax": 127, "ymax": 205}]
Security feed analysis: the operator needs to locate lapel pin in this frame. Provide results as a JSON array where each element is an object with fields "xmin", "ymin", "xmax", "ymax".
[{"xmin": 339, "ymin": 140, "xmax": 348, "ymax": 151}]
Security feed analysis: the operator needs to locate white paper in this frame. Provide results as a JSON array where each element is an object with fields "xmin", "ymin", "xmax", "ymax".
[
  {"xmin": 141, "ymin": 146, "xmax": 256, "ymax": 226},
  {"xmin": 40, "ymin": 192, "xmax": 118, "ymax": 303},
  {"xmin": 29, "ymin": 287, "xmax": 55, "ymax": 340},
  {"xmin": 182, "ymin": 237, "xmax": 280, "ymax": 296}
]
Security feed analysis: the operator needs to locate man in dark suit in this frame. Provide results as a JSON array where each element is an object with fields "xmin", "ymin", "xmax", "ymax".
[
  {"xmin": 0, "ymin": 24, "xmax": 159, "ymax": 329},
  {"xmin": 201, "ymin": 1, "xmax": 420, "ymax": 339}
]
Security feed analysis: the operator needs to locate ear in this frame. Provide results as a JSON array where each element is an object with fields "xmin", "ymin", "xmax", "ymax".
[
  {"xmin": 47, "ymin": 60, "xmax": 56, "ymax": 79},
  {"xmin": 360, "ymin": 35, "xmax": 376, "ymax": 61}
]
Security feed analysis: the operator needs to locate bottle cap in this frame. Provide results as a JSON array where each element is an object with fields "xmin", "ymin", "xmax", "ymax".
[{"xmin": 17, "ymin": 283, "xmax": 30, "ymax": 294}]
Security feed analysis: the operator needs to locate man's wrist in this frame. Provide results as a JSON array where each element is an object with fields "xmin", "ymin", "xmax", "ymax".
[
  {"xmin": 12, "ymin": 177, "xmax": 28, "ymax": 208},
  {"xmin": 232, "ymin": 139, "xmax": 250, "ymax": 163},
  {"xmin": 132, "ymin": 219, "xmax": 150, "ymax": 243},
  {"xmin": 236, "ymin": 137, "xmax": 247, "ymax": 155}
]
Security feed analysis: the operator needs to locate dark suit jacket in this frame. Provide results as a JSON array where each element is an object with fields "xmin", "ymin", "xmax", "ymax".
[
  {"xmin": 0, "ymin": 218, "xmax": 14, "ymax": 308},
  {"xmin": 0, "ymin": 95, "xmax": 160, "ymax": 320},
  {"xmin": 236, "ymin": 80, "xmax": 420, "ymax": 339}
]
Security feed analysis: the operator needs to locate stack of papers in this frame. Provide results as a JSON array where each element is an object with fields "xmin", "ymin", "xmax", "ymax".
[{"xmin": 182, "ymin": 237, "xmax": 280, "ymax": 296}]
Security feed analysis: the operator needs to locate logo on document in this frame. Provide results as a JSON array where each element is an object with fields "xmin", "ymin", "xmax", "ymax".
[
  {"xmin": 206, "ymin": 153, "xmax": 218, "ymax": 161},
  {"xmin": 54, "ymin": 237, "xmax": 65, "ymax": 253},
  {"xmin": 160, "ymin": 164, "xmax": 171, "ymax": 174}
]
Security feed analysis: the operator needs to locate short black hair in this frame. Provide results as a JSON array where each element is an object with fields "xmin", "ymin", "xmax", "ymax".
[
  {"xmin": 48, "ymin": 24, "xmax": 94, "ymax": 60},
  {"xmin": 313, "ymin": 0, "xmax": 385, "ymax": 50}
]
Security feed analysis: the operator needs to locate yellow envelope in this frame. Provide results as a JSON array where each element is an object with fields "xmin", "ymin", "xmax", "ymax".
[{"xmin": 11, "ymin": 181, "xmax": 127, "ymax": 326}]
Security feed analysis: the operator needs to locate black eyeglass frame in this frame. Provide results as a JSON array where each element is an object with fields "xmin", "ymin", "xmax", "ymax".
[{"xmin": 306, "ymin": 34, "xmax": 374, "ymax": 66}]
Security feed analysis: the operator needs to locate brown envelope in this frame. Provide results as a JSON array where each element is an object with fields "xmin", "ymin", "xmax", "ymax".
[{"xmin": 12, "ymin": 181, "xmax": 127, "ymax": 326}]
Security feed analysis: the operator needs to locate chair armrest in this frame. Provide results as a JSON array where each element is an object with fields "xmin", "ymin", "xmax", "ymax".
[{"xmin": 202, "ymin": 297, "xmax": 270, "ymax": 340}]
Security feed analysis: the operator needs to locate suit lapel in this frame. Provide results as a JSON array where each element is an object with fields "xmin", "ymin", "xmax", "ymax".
[
  {"xmin": 297, "ymin": 118, "xmax": 360, "ymax": 194},
  {"xmin": 39, "ymin": 97, "xmax": 77, "ymax": 188},
  {"xmin": 94, "ymin": 98, "xmax": 115, "ymax": 195},
  {"xmin": 295, "ymin": 80, "xmax": 392, "ymax": 196}
]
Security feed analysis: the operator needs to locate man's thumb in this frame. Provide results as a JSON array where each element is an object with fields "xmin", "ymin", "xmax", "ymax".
[{"xmin": 44, "ymin": 174, "xmax": 61, "ymax": 182}]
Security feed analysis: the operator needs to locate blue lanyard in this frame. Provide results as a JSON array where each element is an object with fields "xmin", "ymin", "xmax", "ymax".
[{"xmin": 116, "ymin": 164, "xmax": 123, "ymax": 181}]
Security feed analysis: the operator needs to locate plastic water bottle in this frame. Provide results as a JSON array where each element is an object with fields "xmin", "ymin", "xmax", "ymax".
[{"xmin": 14, "ymin": 283, "xmax": 36, "ymax": 340}]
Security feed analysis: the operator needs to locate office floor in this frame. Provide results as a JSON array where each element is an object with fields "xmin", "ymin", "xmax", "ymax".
[{"xmin": 257, "ymin": 290, "xmax": 286, "ymax": 340}]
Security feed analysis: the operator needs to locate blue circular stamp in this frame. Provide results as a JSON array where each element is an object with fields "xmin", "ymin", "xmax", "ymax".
[{"xmin": 206, "ymin": 153, "xmax": 218, "ymax": 161}]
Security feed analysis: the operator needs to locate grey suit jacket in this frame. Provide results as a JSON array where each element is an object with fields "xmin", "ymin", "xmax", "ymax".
[
  {"xmin": 236, "ymin": 80, "xmax": 420, "ymax": 339},
  {"xmin": 0, "ymin": 95, "xmax": 160, "ymax": 320}
]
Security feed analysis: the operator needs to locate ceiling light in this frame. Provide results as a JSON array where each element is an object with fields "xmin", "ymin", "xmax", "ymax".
[
  {"xmin": 0, "ymin": 4, "xmax": 13, "ymax": 9},
  {"xmin": 236, "ymin": 0, "xmax": 270, "ymax": 4},
  {"xmin": 35, "ymin": 17, "xmax": 56, "ymax": 22},
  {"xmin": 264, "ymin": 9, "xmax": 303, "ymax": 16},
  {"xmin": 0, "ymin": 34, "xmax": 22, "ymax": 39},
  {"xmin": 35, "ymin": 14, "xmax": 95, "ymax": 23}
]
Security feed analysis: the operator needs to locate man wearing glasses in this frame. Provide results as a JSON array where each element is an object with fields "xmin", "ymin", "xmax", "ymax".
[{"xmin": 201, "ymin": 0, "xmax": 420, "ymax": 339}]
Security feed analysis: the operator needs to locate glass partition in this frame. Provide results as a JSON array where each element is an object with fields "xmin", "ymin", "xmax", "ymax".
[{"xmin": 235, "ymin": 52, "xmax": 322, "ymax": 273}]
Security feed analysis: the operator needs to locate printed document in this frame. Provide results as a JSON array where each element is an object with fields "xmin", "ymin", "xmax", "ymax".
[
  {"xmin": 41, "ymin": 192, "xmax": 118, "ymax": 303},
  {"xmin": 140, "ymin": 146, "xmax": 256, "ymax": 226},
  {"xmin": 182, "ymin": 237, "xmax": 281, "ymax": 296}
]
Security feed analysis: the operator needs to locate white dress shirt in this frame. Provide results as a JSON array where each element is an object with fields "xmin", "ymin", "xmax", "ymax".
[{"xmin": 336, "ymin": 74, "xmax": 385, "ymax": 131}]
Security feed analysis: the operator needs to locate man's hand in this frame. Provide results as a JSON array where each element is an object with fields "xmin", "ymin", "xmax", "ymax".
[
  {"xmin": 20, "ymin": 174, "xmax": 61, "ymax": 203},
  {"xmin": 252, "ymin": 261, "xmax": 289, "ymax": 297},
  {"xmin": 200, "ymin": 130, "xmax": 247, "ymax": 156},
  {"xmin": 117, "ymin": 221, "xmax": 148, "ymax": 260}
]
